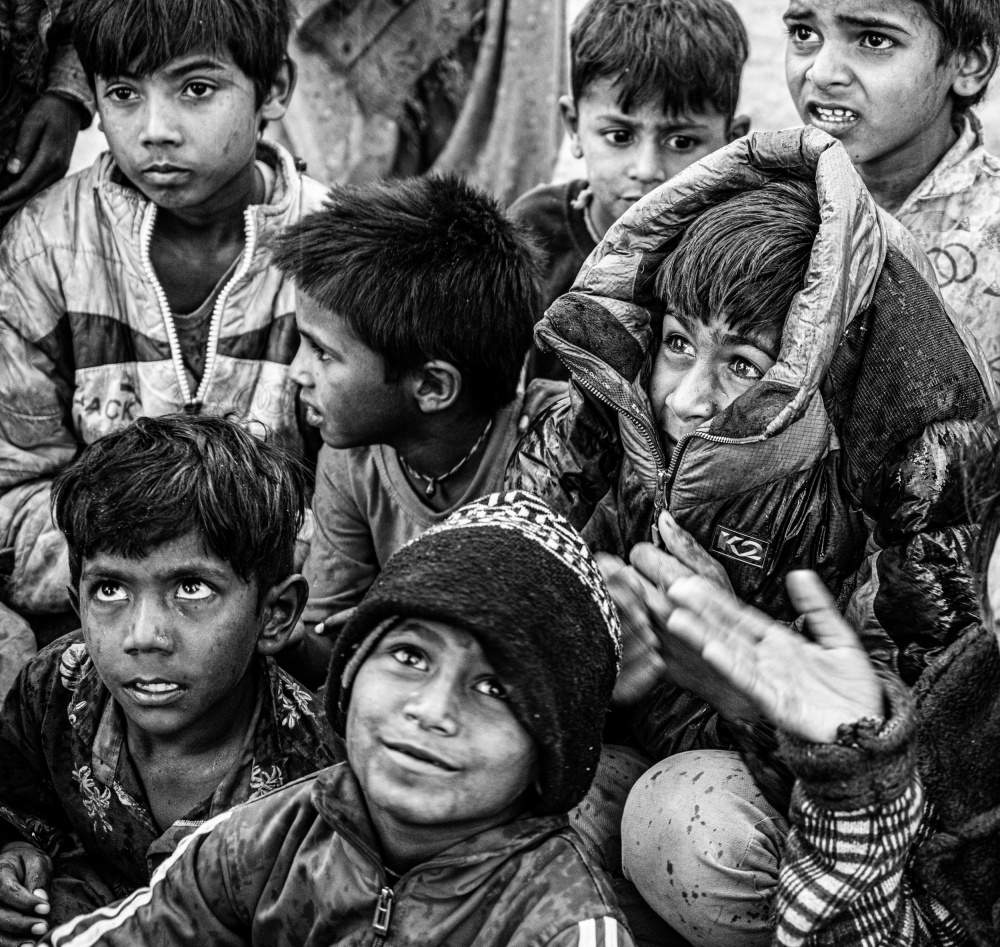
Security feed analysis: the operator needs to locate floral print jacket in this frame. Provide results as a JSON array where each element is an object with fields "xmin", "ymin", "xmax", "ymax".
[{"xmin": 0, "ymin": 632, "xmax": 341, "ymax": 914}]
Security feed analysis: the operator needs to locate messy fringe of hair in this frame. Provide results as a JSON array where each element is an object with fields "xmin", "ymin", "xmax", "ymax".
[
  {"xmin": 52, "ymin": 415, "xmax": 307, "ymax": 603},
  {"xmin": 571, "ymin": 0, "xmax": 748, "ymax": 117},
  {"xmin": 73, "ymin": 0, "xmax": 293, "ymax": 105},
  {"xmin": 271, "ymin": 174, "xmax": 539, "ymax": 416},
  {"xmin": 654, "ymin": 177, "xmax": 820, "ymax": 350},
  {"xmin": 916, "ymin": 0, "xmax": 1000, "ymax": 110}
]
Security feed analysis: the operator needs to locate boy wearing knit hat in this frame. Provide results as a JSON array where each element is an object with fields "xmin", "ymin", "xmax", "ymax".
[{"xmin": 43, "ymin": 492, "xmax": 631, "ymax": 947}]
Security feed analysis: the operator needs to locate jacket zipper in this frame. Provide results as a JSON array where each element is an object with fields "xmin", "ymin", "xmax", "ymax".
[
  {"xmin": 138, "ymin": 202, "xmax": 257, "ymax": 413},
  {"xmin": 372, "ymin": 885, "xmax": 395, "ymax": 946},
  {"xmin": 662, "ymin": 430, "xmax": 757, "ymax": 510}
]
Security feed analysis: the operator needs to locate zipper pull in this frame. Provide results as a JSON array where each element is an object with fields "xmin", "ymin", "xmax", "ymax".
[
  {"xmin": 372, "ymin": 886, "xmax": 394, "ymax": 938},
  {"xmin": 652, "ymin": 470, "xmax": 667, "ymax": 548}
]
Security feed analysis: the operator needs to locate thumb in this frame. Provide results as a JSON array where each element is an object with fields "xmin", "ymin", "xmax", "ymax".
[
  {"xmin": 786, "ymin": 570, "xmax": 859, "ymax": 650},
  {"xmin": 22, "ymin": 851, "xmax": 51, "ymax": 898},
  {"xmin": 6, "ymin": 107, "xmax": 45, "ymax": 175}
]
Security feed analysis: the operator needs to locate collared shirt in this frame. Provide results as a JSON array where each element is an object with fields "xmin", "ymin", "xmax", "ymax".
[
  {"xmin": 896, "ymin": 114, "xmax": 1000, "ymax": 383},
  {"xmin": 0, "ymin": 632, "xmax": 340, "ymax": 903}
]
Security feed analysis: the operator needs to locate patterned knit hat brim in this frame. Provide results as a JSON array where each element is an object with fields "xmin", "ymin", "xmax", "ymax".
[{"xmin": 326, "ymin": 492, "xmax": 620, "ymax": 816}]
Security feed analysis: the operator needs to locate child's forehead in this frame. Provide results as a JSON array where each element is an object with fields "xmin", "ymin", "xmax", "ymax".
[
  {"xmin": 784, "ymin": 0, "xmax": 933, "ymax": 28},
  {"xmin": 81, "ymin": 530, "xmax": 240, "ymax": 581},
  {"xmin": 577, "ymin": 77, "xmax": 727, "ymax": 127},
  {"xmin": 99, "ymin": 46, "xmax": 243, "ymax": 82}
]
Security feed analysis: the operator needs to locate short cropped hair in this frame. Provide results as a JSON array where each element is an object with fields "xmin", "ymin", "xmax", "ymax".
[
  {"xmin": 272, "ymin": 175, "xmax": 538, "ymax": 415},
  {"xmin": 74, "ymin": 0, "xmax": 292, "ymax": 106},
  {"xmin": 916, "ymin": 0, "xmax": 1000, "ymax": 110},
  {"xmin": 655, "ymin": 177, "xmax": 820, "ymax": 349},
  {"xmin": 53, "ymin": 415, "xmax": 306, "ymax": 600},
  {"xmin": 570, "ymin": 0, "xmax": 748, "ymax": 117}
]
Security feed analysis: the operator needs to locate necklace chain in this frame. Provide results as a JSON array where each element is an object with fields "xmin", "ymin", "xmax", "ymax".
[{"xmin": 399, "ymin": 419, "xmax": 493, "ymax": 497}]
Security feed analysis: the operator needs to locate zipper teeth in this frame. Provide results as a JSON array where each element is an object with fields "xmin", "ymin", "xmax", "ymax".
[
  {"xmin": 663, "ymin": 429, "xmax": 764, "ymax": 508},
  {"xmin": 139, "ymin": 203, "xmax": 257, "ymax": 410}
]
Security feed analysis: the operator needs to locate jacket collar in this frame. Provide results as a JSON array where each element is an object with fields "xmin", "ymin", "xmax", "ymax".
[
  {"xmin": 897, "ymin": 114, "xmax": 983, "ymax": 215},
  {"xmin": 311, "ymin": 763, "xmax": 567, "ymax": 885}
]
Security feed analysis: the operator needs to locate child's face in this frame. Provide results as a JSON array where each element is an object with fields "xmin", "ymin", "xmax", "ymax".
[
  {"xmin": 95, "ymin": 49, "xmax": 291, "ymax": 216},
  {"xmin": 346, "ymin": 619, "xmax": 538, "ymax": 838},
  {"xmin": 79, "ymin": 531, "xmax": 267, "ymax": 742},
  {"xmin": 649, "ymin": 314, "xmax": 777, "ymax": 446},
  {"xmin": 784, "ymin": 0, "xmax": 977, "ymax": 169},
  {"xmin": 291, "ymin": 292, "xmax": 410, "ymax": 449},
  {"xmin": 564, "ymin": 79, "xmax": 747, "ymax": 238}
]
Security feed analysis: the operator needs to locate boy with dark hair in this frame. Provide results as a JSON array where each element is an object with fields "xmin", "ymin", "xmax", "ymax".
[
  {"xmin": 0, "ymin": 0, "xmax": 327, "ymax": 635},
  {"xmin": 509, "ymin": 127, "xmax": 993, "ymax": 945},
  {"xmin": 40, "ymin": 492, "xmax": 631, "ymax": 947},
  {"xmin": 0, "ymin": 415, "xmax": 338, "ymax": 942},
  {"xmin": 509, "ymin": 0, "xmax": 749, "ymax": 379},
  {"xmin": 272, "ymin": 175, "xmax": 537, "ymax": 685},
  {"xmin": 784, "ymin": 0, "xmax": 1000, "ymax": 381}
]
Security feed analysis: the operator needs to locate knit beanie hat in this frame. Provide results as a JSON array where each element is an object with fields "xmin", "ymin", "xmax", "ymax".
[{"xmin": 325, "ymin": 491, "xmax": 621, "ymax": 816}]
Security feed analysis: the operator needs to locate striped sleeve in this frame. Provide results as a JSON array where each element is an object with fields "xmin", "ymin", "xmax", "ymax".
[
  {"xmin": 776, "ymin": 780, "xmax": 965, "ymax": 947},
  {"xmin": 548, "ymin": 916, "xmax": 635, "ymax": 947}
]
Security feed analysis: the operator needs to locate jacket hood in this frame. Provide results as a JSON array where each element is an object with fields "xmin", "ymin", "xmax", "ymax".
[{"xmin": 536, "ymin": 128, "xmax": 948, "ymax": 476}]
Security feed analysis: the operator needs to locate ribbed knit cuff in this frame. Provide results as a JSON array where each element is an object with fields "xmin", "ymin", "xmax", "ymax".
[{"xmin": 777, "ymin": 670, "xmax": 915, "ymax": 811}]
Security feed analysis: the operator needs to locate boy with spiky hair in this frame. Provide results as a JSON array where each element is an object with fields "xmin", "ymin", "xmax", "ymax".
[
  {"xmin": 0, "ymin": 0, "xmax": 326, "ymax": 637},
  {"xmin": 40, "ymin": 492, "xmax": 631, "ymax": 947},
  {"xmin": 0, "ymin": 415, "xmax": 338, "ymax": 941},
  {"xmin": 784, "ymin": 0, "xmax": 1000, "ymax": 381},
  {"xmin": 272, "ymin": 175, "xmax": 538, "ymax": 686},
  {"xmin": 509, "ymin": 0, "xmax": 749, "ymax": 379},
  {"xmin": 510, "ymin": 127, "xmax": 994, "ymax": 945}
]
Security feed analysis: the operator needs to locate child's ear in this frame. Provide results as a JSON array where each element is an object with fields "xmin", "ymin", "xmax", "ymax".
[
  {"xmin": 560, "ymin": 95, "xmax": 583, "ymax": 159},
  {"xmin": 259, "ymin": 56, "xmax": 297, "ymax": 124},
  {"xmin": 411, "ymin": 361, "xmax": 462, "ymax": 415},
  {"xmin": 728, "ymin": 114, "xmax": 751, "ymax": 142},
  {"xmin": 256, "ymin": 574, "xmax": 309, "ymax": 656},
  {"xmin": 952, "ymin": 41, "xmax": 997, "ymax": 101}
]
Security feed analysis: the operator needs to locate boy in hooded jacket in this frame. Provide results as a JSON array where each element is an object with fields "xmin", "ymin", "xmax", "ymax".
[
  {"xmin": 40, "ymin": 492, "xmax": 631, "ymax": 947},
  {"xmin": 507, "ymin": 126, "xmax": 995, "ymax": 945}
]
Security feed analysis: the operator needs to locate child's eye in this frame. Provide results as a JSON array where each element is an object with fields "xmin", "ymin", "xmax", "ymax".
[
  {"xmin": 730, "ymin": 357, "xmax": 766, "ymax": 380},
  {"xmin": 184, "ymin": 81, "xmax": 215, "ymax": 98},
  {"xmin": 665, "ymin": 135, "xmax": 698, "ymax": 152},
  {"xmin": 94, "ymin": 582, "xmax": 128, "ymax": 603},
  {"xmin": 309, "ymin": 339, "xmax": 334, "ymax": 363},
  {"xmin": 786, "ymin": 24, "xmax": 817, "ymax": 43},
  {"xmin": 389, "ymin": 645, "xmax": 429, "ymax": 671},
  {"xmin": 474, "ymin": 677, "xmax": 508, "ymax": 700},
  {"xmin": 663, "ymin": 334, "xmax": 696, "ymax": 357},
  {"xmin": 859, "ymin": 32, "xmax": 894, "ymax": 50},
  {"xmin": 603, "ymin": 129, "xmax": 634, "ymax": 146},
  {"xmin": 176, "ymin": 580, "xmax": 212, "ymax": 601},
  {"xmin": 106, "ymin": 87, "xmax": 137, "ymax": 103}
]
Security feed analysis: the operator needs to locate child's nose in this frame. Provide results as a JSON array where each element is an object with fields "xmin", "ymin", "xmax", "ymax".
[
  {"xmin": 139, "ymin": 95, "xmax": 183, "ymax": 147},
  {"xmin": 122, "ymin": 598, "xmax": 174, "ymax": 654},
  {"xmin": 629, "ymin": 139, "xmax": 666, "ymax": 185},
  {"xmin": 670, "ymin": 364, "xmax": 722, "ymax": 424},
  {"xmin": 403, "ymin": 679, "xmax": 460, "ymax": 735},
  {"xmin": 289, "ymin": 344, "xmax": 312, "ymax": 387},
  {"xmin": 805, "ymin": 39, "xmax": 853, "ymax": 90}
]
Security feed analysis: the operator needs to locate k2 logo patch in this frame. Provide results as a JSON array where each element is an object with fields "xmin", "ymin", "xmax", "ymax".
[{"xmin": 712, "ymin": 525, "xmax": 769, "ymax": 569}]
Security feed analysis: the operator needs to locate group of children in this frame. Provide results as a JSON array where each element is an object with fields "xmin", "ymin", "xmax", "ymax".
[{"xmin": 0, "ymin": 0, "xmax": 996, "ymax": 944}]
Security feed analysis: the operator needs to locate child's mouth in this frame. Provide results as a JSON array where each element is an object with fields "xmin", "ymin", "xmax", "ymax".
[
  {"xmin": 808, "ymin": 105, "xmax": 860, "ymax": 130},
  {"xmin": 383, "ymin": 740, "xmax": 458, "ymax": 771},
  {"xmin": 124, "ymin": 679, "xmax": 186, "ymax": 706}
]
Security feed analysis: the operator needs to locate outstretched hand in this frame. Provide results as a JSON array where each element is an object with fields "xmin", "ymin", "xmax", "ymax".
[
  {"xmin": 0, "ymin": 841, "xmax": 51, "ymax": 946},
  {"xmin": 664, "ymin": 570, "xmax": 884, "ymax": 744},
  {"xmin": 0, "ymin": 94, "xmax": 82, "ymax": 219}
]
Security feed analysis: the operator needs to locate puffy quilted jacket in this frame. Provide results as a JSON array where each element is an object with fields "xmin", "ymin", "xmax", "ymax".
[
  {"xmin": 0, "ymin": 141, "xmax": 327, "ymax": 614},
  {"xmin": 507, "ymin": 129, "xmax": 996, "ymax": 793},
  {"xmin": 43, "ymin": 762, "xmax": 632, "ymax": 947}
]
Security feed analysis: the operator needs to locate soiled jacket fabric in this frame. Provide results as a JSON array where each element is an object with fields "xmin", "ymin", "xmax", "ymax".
[
  {"xmin": 776, "ymin": 626, "xmax": 1000, "ymax": 947},
  {"xmin": 0, "ymin": 141, "xmax": 327, "ymax": 615},
  {"xmin": 43, "ymin": 762, "xmax": 633, "ymax": 947},
  {"xmin": 897, "ymin": 113, "xmax": 1000, "ymax": 386},
  {"xmin": 0, "ymin": 632, "xmax": 341, "ymax": 925},
  {"xmin": 507, "ymin": 128, "xmax": 995, "ymax": 797}
]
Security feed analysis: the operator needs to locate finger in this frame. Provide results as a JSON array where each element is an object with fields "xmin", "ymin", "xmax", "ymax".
[
  {"xmin": 666, "ymin": 576, "xmax": 770, "ymax": 645},
  {"xmin": 655, "ymin": 510, "xmax": 716, "ymax": 573},
  {"xmin": 0, "ymin": 868, "xmax": 40, "ymax": 916},
  {"xmin": 785, "ymin": 571, "xmax": 861, "ymax": 650},
  {"xmin": 5, "ymin": 109, "xmax": 45, "ymax": 176},
  {"xmin": 20, "ymin": 856, "xmax": 49, "ymax": 904},
  {"xmin": 0, "ymin": 903, "xmax": 46, "ymax": 935},
  {"xmin": 0, "ymin": 163, "xmax": 61, "ymax": 211},
  {"xmin": 596, "ymin": 552, "xmax": 627, "ymax": 583},
  {"xmin": 629, "ymin": 542, "xmax": 692, "ymax": 590}
]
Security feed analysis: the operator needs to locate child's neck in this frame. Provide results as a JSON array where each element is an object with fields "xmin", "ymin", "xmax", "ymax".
[
  {"xmin": 370, "ymin": 795, "xmax": 530, "ymax": 875},
  {"xmin": 154, "ymin": 159, "xmax": 263, "ymax": 243},
  {"xmin": 855, "ymin": 104, "xmax": 959, "ymax": 215},
  {"xmin": 394, "ymin": 407, "xmax": 496, "ymax": 514}
]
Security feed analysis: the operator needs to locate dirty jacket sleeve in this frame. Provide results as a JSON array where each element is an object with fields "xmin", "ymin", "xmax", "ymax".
[
  {"xmin": 0, "ymin": 215, "xmax": 78, "ymax": 614},
  {"xmin": 774, "ymin": 674, "xmax": 961, "ymax": 947}
]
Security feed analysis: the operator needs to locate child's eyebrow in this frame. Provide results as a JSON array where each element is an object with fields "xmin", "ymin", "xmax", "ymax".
[
  {"xmin": 161, "ymin": 57, "xmax": 228, "ymax": 79},
  {"xmin": 718, "ymin": 329, "xmax": 780, "ymax": 359},
  {"xmin": 834, "ymin": 11, "xmax": 911, "ymax": 33}
]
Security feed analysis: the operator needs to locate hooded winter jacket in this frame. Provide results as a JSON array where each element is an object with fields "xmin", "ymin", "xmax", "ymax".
[
  {"xmin": 508, "ymin": 129, "xmax": 995, "ymax": 786},
  {"xmin": 42, "ymin": 762, "xmax": 633, "ymax": 947},
  {"xmin": 0, "ymin": 141, "xmax": 327, "ymax": 614}
]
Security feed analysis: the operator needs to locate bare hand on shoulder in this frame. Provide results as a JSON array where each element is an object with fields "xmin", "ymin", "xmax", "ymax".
[
  {"xmin": 0, "ymin": 94, "xmax": 82, "ymax": 219},
  {"xmin": 664, "ymin": 570, "xmax": 884, "ymax": 744},
  {"xmin": 0, "ymin": 841, "xmax": 51, "ymax": 946}
]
